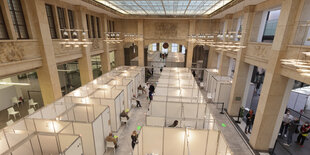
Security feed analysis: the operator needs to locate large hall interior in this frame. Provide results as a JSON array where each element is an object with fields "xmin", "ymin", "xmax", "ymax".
[{"xmin": 0, "ymin": 0, "xmax": 310, "ymax": 155}]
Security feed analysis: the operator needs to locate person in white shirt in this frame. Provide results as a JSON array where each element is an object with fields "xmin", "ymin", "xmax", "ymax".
[{"xmin": 279, "ymin": 111, "xmax": 294, "ymax": 137}]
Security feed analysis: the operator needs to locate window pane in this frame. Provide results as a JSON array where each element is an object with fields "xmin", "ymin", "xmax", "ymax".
[
  {"xmin": 96, "ymin": 17, "xmax": 101, "ymax": 38},
  {"xmin": 91, "ymin": 15, "xmax": 96, "ymax": 38},
  {"xmin": 68, "ymin": 9, "xmax": 74, "ymax": 29},
  {"xmin": 45, "ymin": 4, "xmax": 57, "ymax": 39},
  {"xmin": 86, "ymin": 14, "xmax": 90, "ymax": 38},
  {"xmin": 8, "ymin": 0, "xmax": 29, "ymax": 39},
  {"xmin": 262, "ymin": 9, "xmax": 281, "ymax": 42}
]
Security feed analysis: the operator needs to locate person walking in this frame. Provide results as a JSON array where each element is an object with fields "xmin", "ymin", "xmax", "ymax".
[
  {"xmin": 296, "ymin": 122, "xmax": 310, "ymax": 146},
  {"xmin": 245, "ymin": 110, "xmax": 255, "ymax": 134},
  {"xmin": 131, "ymin": 131, "xmax": 138, "ymax": 149},
  {"xmin": 132, "ymin": 95, "xmax": 141, "ymax": 107},
  {"xmin": 283, "ymin": 118, "xmax": 299, "ymax": 146}
]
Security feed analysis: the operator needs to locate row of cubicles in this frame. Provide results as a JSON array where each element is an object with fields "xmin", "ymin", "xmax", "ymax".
[
  {"xmin": 0, "ymin": 66, "xmax": 145, "ymax": 155},
  {"xmin": 139, "ymin": 67, "xmax": 232, "ymax": 155}
]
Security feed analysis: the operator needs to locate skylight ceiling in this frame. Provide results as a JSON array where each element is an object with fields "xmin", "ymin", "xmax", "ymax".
[{"xmin": 95, "ymin": 0, "xmax": 233, "ymax": 16}]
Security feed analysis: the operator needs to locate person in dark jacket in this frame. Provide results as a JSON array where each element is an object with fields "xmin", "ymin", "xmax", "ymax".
[
  {"xmin": 120, "ymin": 110, "xmax": 129, "ymax": 120},
  {"xmin": 149, "ymin": 84, "xmax": 155, "ymax": 101},
  {"xmin": 131, "ymin": 130, "xmax": 138, "ymax": 149},
  {"xmin": 151, "ymin": 65, "xmax": 154, "ymax": 75},
  {"xmin": 284, "ymin": 118, "xmax": 299, "ymax": 146},
  {"xmin": 245, "ymin": 110, "xmax": 255, "ymax": 134},
  {"xmin": 296, "ymin": 122, "xmax": 310, "ymax": 146}
]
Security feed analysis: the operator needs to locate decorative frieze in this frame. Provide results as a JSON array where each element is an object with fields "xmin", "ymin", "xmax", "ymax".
[{"xmin": 0, "ymin": 42, "xmax": 24, "ymax": 63}]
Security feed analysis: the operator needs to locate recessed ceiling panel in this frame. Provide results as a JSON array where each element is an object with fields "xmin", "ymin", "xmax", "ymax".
[{"xmin": 95, "ymin": 0, "xmax": 232, "ymax": 16}]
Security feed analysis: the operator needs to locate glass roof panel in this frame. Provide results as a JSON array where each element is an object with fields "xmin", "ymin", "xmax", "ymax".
[{"xmin": 95, "ymin": 0, "xmax": 233, "ymax": 16}]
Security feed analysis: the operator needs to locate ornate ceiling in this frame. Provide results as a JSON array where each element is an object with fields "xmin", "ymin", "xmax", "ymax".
[{"xmin": 94, "ymin": 0, "xmax": 232, "ymax": 16}]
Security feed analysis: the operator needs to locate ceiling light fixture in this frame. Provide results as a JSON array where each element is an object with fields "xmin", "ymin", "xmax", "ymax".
[{"xmin": 0, "ymin": 82, "xmax": 30, "ymax": 86}]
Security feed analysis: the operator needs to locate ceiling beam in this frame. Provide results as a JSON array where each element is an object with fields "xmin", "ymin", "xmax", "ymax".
[
  {"xmin": 184, "ymin": 0, "xmax": 191, "ymax": 15},
  {"xmin": 160, "ymin": 0, "xmax": 166, "ymax": 15},
  {"xmin": 133, "ymin": 0, "xmax": 148, "ymax": 15}
]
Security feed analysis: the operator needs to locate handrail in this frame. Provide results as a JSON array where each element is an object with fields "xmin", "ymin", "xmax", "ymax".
[{"xmin": 287, "ymin": 108, "xmax": 310, "ymax": 121}]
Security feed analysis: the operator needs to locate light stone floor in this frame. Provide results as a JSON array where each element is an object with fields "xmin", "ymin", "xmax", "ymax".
[{"xmin": 105, "ymin": 75, "xmax": 255, "ymax": 155}]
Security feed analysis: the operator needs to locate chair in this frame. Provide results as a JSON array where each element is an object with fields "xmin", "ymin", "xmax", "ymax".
[
  {"xmin": 121, "ymin": 117, "xmax": 128, "ymax": 125},
  {"xmin": 7, "ymin": 107, "xmax": 21, "ymax": 119},
  {"xmin": 6, "ymin": 120, "xmax": 14, "ymax": 126},
  {"xmin": 106, "ymin": 141, "xmax": 115, "ymax": 154},
  {"xmin": 28, "ymin": 108, "xmax": 35, "ymax": 115},
  {"xmin": 11, "ymin": 97, "xmax": 19, "ymax": 107},
  {"xmin": 29, "ymin": 99, "xmax": 38, "ymax": 109}
]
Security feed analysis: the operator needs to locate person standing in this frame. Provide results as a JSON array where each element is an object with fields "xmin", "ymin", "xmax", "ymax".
[
  {"xmin": 245, "ymin": 110, "xmax": 255, "ymax": 134},
  {"xmin": 296, "ymin": 122, "xmax": 310, "ymax": 146},
  {"xmin": 120, "ymin": 110, "xmax": 129, "ymax": 120},
  {"xmin": 284, "ymin": 118, "xmax": 299, "ymax": 146},
  {"xmin": 151, "ymin": 65, "xmax": 154, "ymax": 75},
  {"xmin": 279, "ymin": 111, "xmax": 294, "ymax": 137},
  {"xmin": 149, "ymin": 84, "xmax": 155, "ymax": 101},
  {"xmin": 131, "ymin": 131, "xmax": 138, "ymax": 149}
]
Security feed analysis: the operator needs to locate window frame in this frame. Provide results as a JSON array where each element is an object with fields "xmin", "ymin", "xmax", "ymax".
[
  {"xmin": 57, "ymin": 7, "xmax": 67, "ymax": 39},
  {"xmin": 86, "ymin": 14, "xmax": 91, "ymax": 38},
  {"xmin": 7, "ymin": 0, "xmax": 29, "ymax": 39},
  {"xmin": 45, "ymin": 4, "xmax": 57, "ymax": 39},
  {"xmin": 96, "ymin": 17, "xmax": 101, "ymax": 38},
  {"xmin": 91, "ymin": 15, "xmax": 96, "ymax": 38},
  {"xmin": 0, "ymin": 5, "xmax": 9, "ymax": 39}
]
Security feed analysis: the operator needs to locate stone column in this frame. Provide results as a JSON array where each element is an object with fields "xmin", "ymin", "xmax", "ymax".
[
  {"xmin": 227, "ymin": 6, "xmax": 255, "ymax": 116},
  {"xmin": 249, "ymin": 0, "xmax": 301, "ymax": 150},
  {"xmin": 218, "ymin": 51, "xmax": 230, "ymax": 76},
  {"xmin": 186, "ymin": 20, "xmax": 196, "ymax": 68},
  {"xmin": 207, "ymin": 47, "xmax": 218, "ymax": 68},
  {"xmin": 76, "ymin": 7, "xmax": 93, "ymax": 85},
  {"xmin": 32, "ymin": 0, "xmax": 62, "ymax": 105},
  {"xmin": 137, "ymin": 20, "xmax": 144, "ymax": 66},
  {"xmin": 186, "ymin": 42, "xmax": 194, "ymax": 68},
  {"xmin": 115, "ymin": 42, "xmax": 125, "ymax": 67},
  {"xmin": 101, "ymin": 16, "xmax": 111, "ymax": 73}
]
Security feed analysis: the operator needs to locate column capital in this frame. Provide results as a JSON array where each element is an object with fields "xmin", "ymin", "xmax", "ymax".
[
  {"xmin": 243, "ymin": 5, "xmax": 255, "ymax": 13},
  {"xmin": 224, "ymin": 14, "xmax": 233, "ymax": 19}
]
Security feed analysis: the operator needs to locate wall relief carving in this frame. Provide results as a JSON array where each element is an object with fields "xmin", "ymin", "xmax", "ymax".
[
  {"xmin": 0, "ymin": 42, "xmax": 24, "ymax": 63},
  {"xmin": 246, "ymin": 44, "xmax": 271, "ymax": 60},
  {"xmin": 92, "ymin": 39, "xmax": 100, "ymax": 50},
  {"xmin": 154, "ymin": 22, "xmax": 177, "ymax": 38}
]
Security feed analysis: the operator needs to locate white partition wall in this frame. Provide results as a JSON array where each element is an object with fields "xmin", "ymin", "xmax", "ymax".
[
  {"xmin": 2, "ymin": 133, "xmax": 83, "ymax": 155},
  {"xmin": 209, "ymin": 75, "xmax": 232, "ymax": 108},
  {"xmin": 0, "ymin": 119, "xmax": 83, "ymax": 155},
  {"xmin": 90, "ymin": 88, "xmax": 124, "ymax": 132},
  {"xmin": 203, "ymin": 69, "xmax": 219, "ymax": 92},
  {"xmin": 133, "ymin": 126, "xmax": 232, "ymax": 155},
  {"xmin": 146, "ymin": 101, "xmax": 216, "ymax": 130},
  {"xmin": 26, "ymin": 104, "xmax": 111, "ymax": 155},
  {"xmin": 287, "ymin": 86, "xmax": 310, "ymax": 112},
  {"xmin": 107, "ymin": 78, "xmax": 134, "ymax": 110}
]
